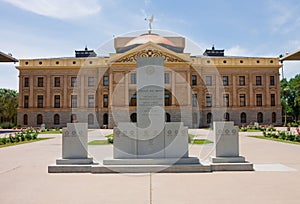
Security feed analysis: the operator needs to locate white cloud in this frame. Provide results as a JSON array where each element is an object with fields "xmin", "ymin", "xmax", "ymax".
[
  {"xmin": 267, "ymin": 0, "xmax": 300, "ymax": 33},
  {"xmin": 3, "ymin": 0, "xmax": 101, "ymax": 20},
  {"xmin": 226, "ymin": 45, "xmax": 252, "ymax": 57}
]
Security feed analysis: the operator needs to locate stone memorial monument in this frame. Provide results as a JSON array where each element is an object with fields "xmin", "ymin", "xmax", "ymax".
[
  {"xmin": 103, "ymin": 57, "xmax": 200, "ymax": 167},
  {"xmin": 211, "ymin": 121, "xmax": 253, "ymax": 170},
  {"xmin": 56, "ymin": 123, "xmax": 93, "ymax": 165}
]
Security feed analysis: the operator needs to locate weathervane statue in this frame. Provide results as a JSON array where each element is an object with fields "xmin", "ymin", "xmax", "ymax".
[{"xmin": 145, "ymin": 15, "xmax": 154, "ymax": 34}]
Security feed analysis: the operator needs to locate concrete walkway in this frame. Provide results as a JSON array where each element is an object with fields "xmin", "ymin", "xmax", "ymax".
[{"xmin": 1, "ymin": 129, "xmax": 300, "ymax": 203}]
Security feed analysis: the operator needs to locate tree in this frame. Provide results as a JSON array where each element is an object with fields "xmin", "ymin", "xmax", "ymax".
[
  {"xmin": 0, "ymin": 88, "xmax": 18, "ymax": 125},
  {"xmin": 281, "ymin": 75, "xmax": 300, "ymax": 124}
]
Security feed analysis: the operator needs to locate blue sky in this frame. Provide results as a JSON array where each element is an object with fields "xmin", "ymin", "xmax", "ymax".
[{"xmin": 0, "ymin": 0, "xmax": 300, "ymax": 90}]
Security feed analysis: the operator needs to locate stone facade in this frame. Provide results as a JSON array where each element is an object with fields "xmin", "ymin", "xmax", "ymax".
[{"xmin": 16, "ymin": 34, "xmax": 282, "ymax": 128}]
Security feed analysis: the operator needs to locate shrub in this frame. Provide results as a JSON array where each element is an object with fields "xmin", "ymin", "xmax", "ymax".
[
  {"xmin": 263, "ymin": 131, "xmax": 266, "ymax": 137},
  {"xmin": 287, "ymin": 134, "xmax": 295, "ymax": 141},
  {"xmin": 279, "ymin": 131, "xmax": 286, "ymax": 140},
  {"xmin": 1, "ymin": 137, "xmax": 7, "ymax": 144},
  {"xmin": 106, "ymin": 134, "xmax": 114, "ymax": 144},
  {"xmin": 296, "ymin": 136, "xmax": 300, "ymax": 142},
  {"xmin": 0, "ymin": 122, "xmax": 15, "ymax": 129},
  {"xmin": 8, "ymin": 134, "xmax": 15, "ymax": 143}
]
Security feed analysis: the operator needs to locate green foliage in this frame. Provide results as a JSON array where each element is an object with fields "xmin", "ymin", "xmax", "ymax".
[
  {"xmin": 0, "ymin": 128, "xmax": 41, "ymax": 148},
  {"xmin": 0, "ymin": 88, "xmax": 18, "ymax": 125},
  {"xmin": 106, "ymin": 134, "xmax": 114, "ymax": 144},
  {"xmin": 0, "ymin": 122, "xmax": 15, "ymax": 129},
  {"xmin": 281, "ymin": 75, "xmax": 300, "ymax": 124}
]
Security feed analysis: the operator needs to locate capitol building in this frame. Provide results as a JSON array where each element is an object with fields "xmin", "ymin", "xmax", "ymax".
[{"xmin": 16, "ymin": 31, "xmax": 282, "ymax": 128}]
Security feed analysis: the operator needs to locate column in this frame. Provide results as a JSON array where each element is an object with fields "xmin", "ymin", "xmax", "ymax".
[
  {"xmin": 171, "ymin": 70, "xmax": 176, "ymax": 106},
  {"xmin": 109, "ymin": 70, "xmax": 113, "ymax": 106},
  {"xmin": 80, "ymin": 74, "xmax": 85, "ymax": 108},
  {"xmin": 232, "ymin": 75, "xmax": 237, "ymax": 107},
  {"xmin": 29, "ymin": 75, "xmax": 34, "ymax": 108},
  {"xmin": 124, "ymin": 71, "xmax": 129, "ymax": 106},
  {"xmin": 187, "ymin": 71, "xmax": 191, "ymax": 105},
  {"xmin": 265, "ymin": 75, "xmax": 269, "ymax": 106},
  {"xmin": 63, "ymin": 75, "xmax": 68, "ymax": 108},
  {"xmin": 249, "ymin": 74, "xmax": 253, "ymax": 106},
  {"xmin": 46, "ymin": 75, "xmax": 51, "ymax": 108}
]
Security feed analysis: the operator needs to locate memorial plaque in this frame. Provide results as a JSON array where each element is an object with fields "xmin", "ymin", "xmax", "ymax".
[
  {"xmin": 165, "ymin": 122, "xmax": 188, "ymax": 158},
  {"xmin": 62, "ymin": 123, "xmax": 88, "ymax": 159},
  {"xmin": 136, "ymin": 57, "xmax": 165, "ymax": 157}
]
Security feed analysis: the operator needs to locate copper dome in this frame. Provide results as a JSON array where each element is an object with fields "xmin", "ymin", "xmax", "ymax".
[{"xmin": 125, "ymin": 33, "xmax": 175, "ymax": 47}]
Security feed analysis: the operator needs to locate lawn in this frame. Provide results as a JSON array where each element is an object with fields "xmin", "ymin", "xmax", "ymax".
[
  {"xmin": 88, "ymin": 140, "xmax": 110, "ymax": 145},
  {"xmin": 249, "ymin": 136, "xmax": 300, "ymax": 145},
  {"xmin": 38, "ymin": 130, "xmax": 62, "ymax": 134},
  {"xmin": 0, "ymin": 137, "xmax": 53, "ymax": 148},
  {"xmin": 191, "ymin": 139, "xmax": 213, "ymax": 145}
]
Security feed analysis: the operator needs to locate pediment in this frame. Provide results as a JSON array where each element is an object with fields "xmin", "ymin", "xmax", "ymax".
[{"xmin": 108, "ymin": 42, "xmax": 191, "ymax": 65}]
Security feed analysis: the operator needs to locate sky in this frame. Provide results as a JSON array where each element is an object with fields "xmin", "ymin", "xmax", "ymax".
[{"xmin": 0, "ymin": 0, "xmax": 300, "ymax": 90}]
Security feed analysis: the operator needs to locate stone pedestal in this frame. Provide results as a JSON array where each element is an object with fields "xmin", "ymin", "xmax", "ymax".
[
  {"xmin": 56, "ymin": 123, "xmax": 93, "ymax": 165},
  {"xmin": 210, "ymin": 121, "xmax": 253, "ymax": 171}
]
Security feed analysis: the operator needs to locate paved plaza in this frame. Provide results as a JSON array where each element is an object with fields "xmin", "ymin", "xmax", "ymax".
[{"xmin": 1, "ymin": 129, "xmax": 300, "ymax": 204}]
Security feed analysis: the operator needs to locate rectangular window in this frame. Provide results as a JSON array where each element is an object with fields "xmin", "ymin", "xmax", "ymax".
[
  {"xmin": 256, "ymin": 76, "xmax": 262, "ymax": 85},
  {"xmin": 256, "ymin": 94, "xmax": 262, "ymax": 106},
  {"xmin": 37, "ymin": 77, "xmax": 43, "ymax": 87},
  {"xmin": 130, "ymin": 73, "xmax": 136, "ymax": 84},
  {"xmin": 24, "ymin": 77, "xmax": 29, "ymax": 87},
  {"xmin": 88, "ymin": 77, "xmax": 95, "ymax": 87},
  {"xmin": 192, "ymin": 94, "xmax": 197, "ymax": 107},
  {"xmin": 24, "ymin": 96, "xmax": 29, "ymax": 108},
  {"xmin": 54, "ymin": 77, "xmax": 60, "ymax": 87},
  {"xmin": 54, "ymin": 95, "xmax": 60, "ymax": 108},
  {"xmin": 88, "ymin": 95, "xmax": 94, "ymax": 108},
  {"xmin": 103, "ymin": 94, "xmax": 108, "ymax": 108},
  {"xmin": 239, "ymin": 76, "xmax": 245, "ymax": 86},
  {"xmin": 223, "ymin": 94, "xmax": 229, "ymax": 107},
  {"xmin": 206, "ymin": 76, "xmax": 212, "ymax": 86},
  {"xmin": 37, "ymin": 95, "xmax": 43, "ymax": 108},
  {"xmin": 270, "ymin": 76, "xmax": 275, "ymax": 86},
  {"xmin": 71, "ymin": 95, "xmax": 77, "ymax": 108},
  {"xmin": 71, "ymin": 77, "xmax": 77, "ymax": 87},
  {"xmin": 222, "ymin": 76, "xmax": 229, "ymax": 86},
  {"xmin": 206, "ymin": 94, "xmax": 212, "ymax": 107},
  {"xmin": 192, "ymin": 75, "xmax": 197, "ymax": 85},
  {"xmin": 164, "ymin": 73, "xmax": 170, "ymax": 84},
  {"xmin": 103, "ymin": 76, "xmax": 109, "ymax": 86},
  {"xmin": 240, "ymin": 94, "xmax": 246, "ymax": 107},
  {"xmin": 130, "ymin": 93, "xmax": 137, "ymax": 106},
  {"xmin": 271, "ymin": 94, "xmax": 276, "ymax": 106}
]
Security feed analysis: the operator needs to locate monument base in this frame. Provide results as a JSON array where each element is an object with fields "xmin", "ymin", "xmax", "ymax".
[
  {"xmin": 92, "ymin": 163, "xmax": 211, "ymax": 173},
  {"xmin": 210, "ymin": 156, "xmax": 254, "ymax": 171},
  {"xmin": 210, "ymin": 156, "xmax": 246, "ymax": 163},
  {"xmin": 56, "ymin": 157, "xmax": 94, "ymax": 165},
  {"xmin": 103, "ymin": 157, "xmax": 200, "ymax": 165}
]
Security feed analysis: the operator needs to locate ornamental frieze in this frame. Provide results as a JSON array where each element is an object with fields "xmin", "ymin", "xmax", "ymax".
[{"xmin": 115, "ymin": 49, "xmax": 185, "ymax": 63}]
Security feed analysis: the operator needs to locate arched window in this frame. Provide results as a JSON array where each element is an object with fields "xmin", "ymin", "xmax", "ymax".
[
  {"xmin": 207, "ymin": 112, "xmax": 212, "ymax": 124},
  {"xmin": 257, "ymin": 112, "xmax": 263, "ymax": 123},
  {"xmin": 272, "ymin": 112, "xmax": 276, "ymax": 123},
  {"xmin": 54, "ymin": 114, "xmax": 60, "ymax": 125},
  {"xmin": 37, "ymin": 114, "xmax": 43, "ymax": 125},
  {"xmin": 23, "ymin": 114, "xmax": 28, "ymax": 125},
  {"xmin": 88, "ymin": 114, "xmax": 94, "ymax": 125},
  {"xmin": 224, "ymin": 112, "xmax": 230, "ymax": 121},
  {"xmin": 71, "ymin": 114, "xmax": 77, "ymax": 123},
  {"xmin": 130, "ymin": 113, "xmax": 137, "ymax": 123},
  {"xmin": 103, "ymin": 113, "xmax": 108, "ymax": 125},
  {"xmin": 166, "ymin": 113, "xmax": 171, "ymax": 122},
  {"xmin": 241, "ymin": 112, "xmax": 247, "ymax": 124}
]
